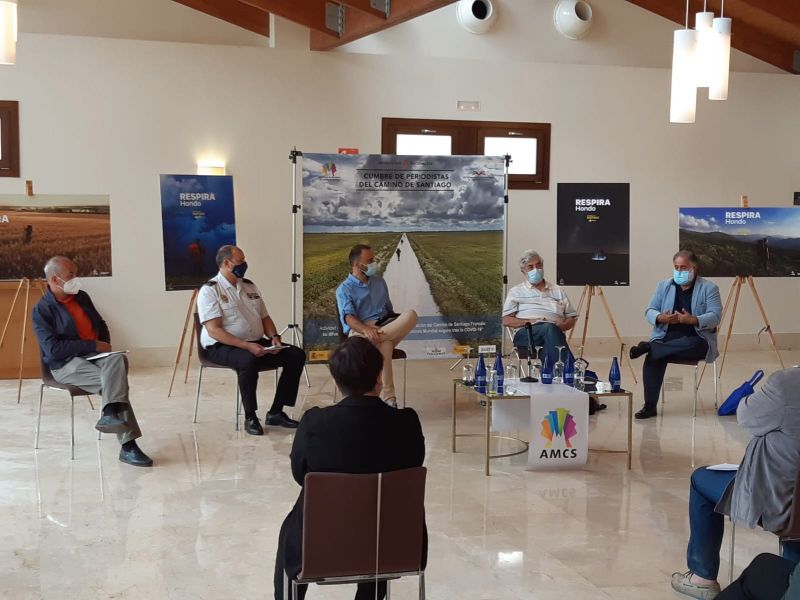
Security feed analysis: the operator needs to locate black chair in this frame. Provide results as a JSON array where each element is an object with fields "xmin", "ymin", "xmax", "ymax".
[
  {"xmin": 284, "ymin": 467, "xmax": 427, "ymax": 600},
  {"xmin": 35, "ymin": 357, "xmax": 98, "ymax": 460},
  {"xmin": 334, "ymin": 308, "xmax": 407, "ymax": 407},
  {"xmin": 192, "ymin": 311, "xmax": 278, "ymax": 430}
]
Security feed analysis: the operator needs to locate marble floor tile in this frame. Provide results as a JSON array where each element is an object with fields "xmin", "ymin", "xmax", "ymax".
[{"xmin": 1, "ymin": 348, "xmax": 797, "ymax": 599}]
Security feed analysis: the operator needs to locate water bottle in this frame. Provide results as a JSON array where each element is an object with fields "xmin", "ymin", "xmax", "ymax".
[
  {"xmin": 564, "ymin": 353, "xmax": 575, "ymax": 386},
  {"xmin": 475, "ymin": 353, "xmax": 487, "ymax": 394},
  {"xmin": 486, "ymin": 368, "xmax": 498, "ymax": 396},
  {"xmin": 541, "ymin": 353, "xmax": 553, "ymax": 385},
  {"xmin": 609, "ymin": 357, "xmax": 621, "ymax": 392},
  {"xmin": 493, "ymin": 353, "xmax": 504, "ymax": 395}
]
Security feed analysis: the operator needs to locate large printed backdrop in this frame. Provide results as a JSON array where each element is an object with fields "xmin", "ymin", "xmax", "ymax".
[
  {"xmin": 302, "ymin": 153, "xmax": 505, "ymax": 360},
  {"xmin": 160, "ymin": 175, "xmax": 236, "ymax": 291},
  {"xmin": 556, "ymin": 183, "xmax": 630, "ymax": 286},
  {"xmin": 0, "ymin": 194, "xmax": 111, "ymax": 280},
  {"xmin": 680, "ymin": 207, "xmax": 800, "ymax": 277}
]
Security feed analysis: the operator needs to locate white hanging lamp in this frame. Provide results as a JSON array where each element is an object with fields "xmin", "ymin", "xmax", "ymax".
[
  {"xmin": 670, "ymin": 0, "xmax": 698, "ymax": 123},
  {"xmin": 694, "ymin": 4, "xmax": 715, "ymax": 88},
  {"xmin": 0, "ymin": 0, "xmax": 16, "ymax": 65},
  {"xmin": 709, "ymin": 0, "xmax": 731, "ymax": 100}
]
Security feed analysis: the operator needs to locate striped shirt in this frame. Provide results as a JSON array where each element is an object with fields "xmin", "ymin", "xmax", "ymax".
[{"xmin": 502, "ymin": 280, "xmax": 577, "ymax": 324}]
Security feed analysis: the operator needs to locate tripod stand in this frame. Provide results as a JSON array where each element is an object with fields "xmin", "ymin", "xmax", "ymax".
[
  {"xmin": 0, "ymin": 278, "xmax": 46, "ymax": 403},
  {"xmin": 282, "ymin": 148, "xmax": 311, "ymax": 387}
]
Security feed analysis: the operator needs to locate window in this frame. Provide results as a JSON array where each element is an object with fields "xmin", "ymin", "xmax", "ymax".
[
  {"xmin": 0, "ymin": 101, "xmax": 19, "ymax": 178},
  {"xmin": 382, "ymin": 117, "xmax": 550, "ymax": 190}
]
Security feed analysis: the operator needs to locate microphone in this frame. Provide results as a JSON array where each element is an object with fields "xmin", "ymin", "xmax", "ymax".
[{"xmin": 520, "ymin": 322, "xmax": 538, "ymax": 382}]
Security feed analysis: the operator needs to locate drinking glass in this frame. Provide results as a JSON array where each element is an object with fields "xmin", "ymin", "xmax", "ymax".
[
  {"xmin": 533, "ymin": 346, "xmax": 544, "ymax": 380},
  {"xmin": 462, "ymin": 363, "xmax": 474, "ymax": 386},
  {"xmin": 574, "ymin": 358, "xmax": 588, "ymax": 391},
  {"xmin": 486, "ymin": 369, "xmax": 498, "ymax": 396},
  {"xmin": 505, "ymin": 364, "xmax": 518, "ymax": 384},
  {"xmin": 553, "ymin": 346, "xmax": 566, "ymax": 384}
]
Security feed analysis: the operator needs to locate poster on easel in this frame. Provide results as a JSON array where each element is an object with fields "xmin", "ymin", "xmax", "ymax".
[
  {"xmin": 301, "ymin": 153, "xmax": 505, "ymax": 360},
  {"xmin": 679, "ymin": 207, "xmax": 800, "ymax": 277},
  {"xmin": 556, "ymin": 183, "xmax": 630, "ymax": 286},
  {"xmin": 159, "ymin": 175, "xmax": 236, "ymax": 291},
  {"xmin": 0, "ymin": 194, "xmax": 112, "ymax": 279}
]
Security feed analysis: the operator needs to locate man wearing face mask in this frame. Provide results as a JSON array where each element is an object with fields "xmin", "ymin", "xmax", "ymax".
[
  {"xmin": 503, "ymin": 250, "xmax": 578, "ymax": 368},
  {"xmin": 335, "ymin": 244, "xmax": 418, "ymax": 408},
  {"xmin": 31, "ymin": 256, "xmax": 152, "ymax": 466},
  {"xmin": 198, "ymin": 245, "xmax": 307, "ymax": 435},
  {"xmin": 630, "ymin": 250, "xmax": 721, "ymax": 419}
]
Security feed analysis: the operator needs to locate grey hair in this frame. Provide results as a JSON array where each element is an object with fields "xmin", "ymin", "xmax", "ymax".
[
  {"xmin": 215, "ymin": 245, "xmax": 236, "ymax": 267},
  {"xmin": 43, "ymin": 256, "xmax": 72, "ymax": 280},
  {"xmin": 673, "ymin": 250, "xmax": 699, "ymax": 266},
  {"xmin": 519, "ymin": 249, "xmax": 542, "ymax": 272}
]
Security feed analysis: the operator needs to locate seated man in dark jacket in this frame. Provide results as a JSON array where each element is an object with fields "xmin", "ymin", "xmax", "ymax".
[
  {"xmin": 31, "ymin": 256, "xmax": 152, "ymax": 467},
  {"xmin": 273, "ymin": 336, "xmax": 426, "ymax": 600}
]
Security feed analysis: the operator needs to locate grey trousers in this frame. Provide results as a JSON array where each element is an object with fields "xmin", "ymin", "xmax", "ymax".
[{"xmin": 51, "ymin": 354, "xmax": 142, "ymax": 445}]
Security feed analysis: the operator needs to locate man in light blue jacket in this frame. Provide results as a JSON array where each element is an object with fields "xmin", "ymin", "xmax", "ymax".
[{"xmin": 630, "ymin": 251, "xmax": 722, "ymax": 419}]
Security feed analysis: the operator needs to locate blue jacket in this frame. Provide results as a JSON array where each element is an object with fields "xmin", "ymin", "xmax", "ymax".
[
  {"xmin": 31, "ymin": 290, "xmax": 110, "ymax": 370},
  {"xmin": 645, "ymin": 276, "xmax": 722, "ymax": 362}
]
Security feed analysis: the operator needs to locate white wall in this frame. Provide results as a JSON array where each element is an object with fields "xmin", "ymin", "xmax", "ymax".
[{"xmin": 0, "ymin": 17, "xmax": 798, "ymax": 363}]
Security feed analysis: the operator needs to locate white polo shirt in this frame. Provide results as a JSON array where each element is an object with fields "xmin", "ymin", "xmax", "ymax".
[
  {"xmin": 197, "ymin": 272, "xmax": 269, "ymax": 348},
  {"xmin": 502, "ymin": 280, "xmax": 577, "ymax": 324}
]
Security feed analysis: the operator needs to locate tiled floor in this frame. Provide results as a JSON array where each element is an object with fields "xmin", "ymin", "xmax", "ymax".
[{"xmin": 1, "ymin": 349, "xmax": 796, "ymax": 599}]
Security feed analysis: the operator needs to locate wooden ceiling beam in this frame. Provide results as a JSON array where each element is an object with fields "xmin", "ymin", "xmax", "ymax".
[
  {"xmin": 310, "ymin": 0, "xmax": 457, "ymax": 51},
  {"xmin": 236, "ymin": 0, "xmax": 341, "ymax": 38},
  {"xmin": 624, "ymin": 0, "xmax": 799, "ymax": 73},
  {"xmin": 172, "ymin": 0, "xmax": 270, "ymax": 37}
]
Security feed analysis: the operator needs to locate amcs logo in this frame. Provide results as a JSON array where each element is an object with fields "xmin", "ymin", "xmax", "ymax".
[{"xmin": 539, "ymin": 408, "xmax": 578, "ymax": 459}]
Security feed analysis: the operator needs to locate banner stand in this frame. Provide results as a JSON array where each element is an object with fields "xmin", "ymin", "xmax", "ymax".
[
  {"xmin": 0, "ymin": 278, "xmax": 45, "ymax": 403},
  {"xmin": 281, "ymin": 149, "xmax": 311, "ymax": 388},
  {"xmin": 569, "ymin": 284, "xmax": 638, "ymax": 384},
  {"xmin": 449, "ymin": 153, "xmax": 511, "ymax": 371}
]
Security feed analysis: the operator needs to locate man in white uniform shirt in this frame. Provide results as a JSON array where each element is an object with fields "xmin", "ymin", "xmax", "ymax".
[
  {"xmin": 502, "ymin": 250, "xmax": 578, "ymax": 368},
  {"xmin": 198, "ymin": 245, "xmax": 306, "ymax": 436}
]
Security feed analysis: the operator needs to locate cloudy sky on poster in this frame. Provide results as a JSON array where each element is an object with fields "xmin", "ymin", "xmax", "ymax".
[
  {"xmin": 680, "ymin": 207, "xmax": 800, "ymax": 238},
  {"xmin": 302, "ymin": 154, "xmax": 505, "ymax": 232}
]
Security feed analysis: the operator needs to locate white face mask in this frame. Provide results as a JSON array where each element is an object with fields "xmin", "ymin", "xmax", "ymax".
[{"xmin": 58, "ymin": 276, "xmax": 81, "ymax": 295}]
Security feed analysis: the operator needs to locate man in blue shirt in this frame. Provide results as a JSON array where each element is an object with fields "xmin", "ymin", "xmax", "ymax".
[{"xmin": 335, "ymin": 244, "xmax": 417, "ymax": 407}]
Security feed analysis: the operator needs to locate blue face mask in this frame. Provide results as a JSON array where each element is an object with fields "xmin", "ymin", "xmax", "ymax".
[
  {"xmin": 231, "ymin": 261, "xmax": 248, "ymax": 279},
  {"xmin": 527, "ymin": 268, "xmax": 544, "ymax": 285},
  {"xmin": 363, "ymin": 262, "xmax": 379, "ymax": 278},
  {"xmin": 673, "ymin": 269, "xmax": 693, "ymax": 286}
]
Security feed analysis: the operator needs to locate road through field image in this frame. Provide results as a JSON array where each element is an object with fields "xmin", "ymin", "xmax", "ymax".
[
  {"xmin": 301, "ymin": 153, "xmax": 505, "ymax": 359},
  {"xmin": 0, "ymin": 196, "xmax": 112, "ymax": 280}
]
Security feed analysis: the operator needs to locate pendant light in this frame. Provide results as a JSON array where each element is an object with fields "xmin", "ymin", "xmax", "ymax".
[
  {"xmin": 694, "ymin": 3, "xmax": 715, "ymax": 88},
  {"xmin": 0, "ymin": 0, "xmax": 16, "ymax": 65},
  {"xmin": 670, "ymin": 0, "xmax": 698, "ymax": 123},
  {"xmin": 709, "ymin": 0, "xmax": 731, "ymax": 100}
]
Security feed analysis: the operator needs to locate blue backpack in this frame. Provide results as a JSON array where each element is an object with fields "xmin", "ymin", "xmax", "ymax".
[{"xmin": 717, "ymin": 370, "xmax": 765, "ymax": 416}]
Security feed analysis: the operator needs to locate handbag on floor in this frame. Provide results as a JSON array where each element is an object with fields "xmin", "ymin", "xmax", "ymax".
[{"xmin": 717, "ymin": 370, "xmax": 764, "ymax": 416}]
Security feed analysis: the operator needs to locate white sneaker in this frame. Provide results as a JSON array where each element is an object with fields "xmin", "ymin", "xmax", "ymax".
[{"xmin": 671, "ymin": 571, "xmax": 721, "ymax": 599}]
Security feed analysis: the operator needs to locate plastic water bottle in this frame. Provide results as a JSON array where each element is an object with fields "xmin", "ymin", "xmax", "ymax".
[
  {"xmin": 475, "ymin": 353, "xmax": 487, "ymax": 394},
  {"xmin": 609, "ymin": 357, "xmax": 621, "ymax": 392},
  {"xmin": 541, "ymin": 353, "xmax": 553, "ymax": 385},
  {"xmin": 564, "ymin": 353, "xmax": 575, "ymax": 387},
  {"xmin": 493, "ymin": 353, "xmax": 504, "ymax": 395}
]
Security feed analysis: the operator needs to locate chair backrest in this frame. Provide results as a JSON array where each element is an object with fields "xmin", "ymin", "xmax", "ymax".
[
  {"xmin": 193, "ymin": 311, "xmax": 218, "ymax": 368},
  {"xmin": 300, "ymin": 467, "xmax": 427, "ymax": 580},
  {"xmin": 779, "ymin": 469, "xmax": 800, "ymax": 540},
  {"xmin": 334, "ymin": 305, "xmax": 348, "ymax": 343}
]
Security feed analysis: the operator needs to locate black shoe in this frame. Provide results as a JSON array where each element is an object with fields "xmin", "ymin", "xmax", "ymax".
[
  {"xmin": 635, "ymin": 406, "xmax": 658, "ymax": 420},
  {"xmin": 629, "ymin": 341, "xmax": 651, "ymax": 360},
  {"xmin": 95, "ymin": 414, "xmax": 127, "ymax": 434},
  {"xmin": 266, "ymin": 411, "xmax": 299, "ymax": 429},
  {"xmin": 118, "ymin": 442, "xmax": 153, "ymax": 467},
  {"xmin": 244, "ymin": 416, "xmax": 264, "ymax": 436}
]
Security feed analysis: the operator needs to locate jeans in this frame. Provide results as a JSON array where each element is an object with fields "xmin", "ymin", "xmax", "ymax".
[
  {"xmin": 512, "ymin": 322, "xmax": 573, "ymax": 369},
  {"xmin": 687, "ymin": 467, "xmax": 800, "ymax": 581},
  {"xmin": 643, "ymin": 332, "xmax": 708, "ymax": 408}
]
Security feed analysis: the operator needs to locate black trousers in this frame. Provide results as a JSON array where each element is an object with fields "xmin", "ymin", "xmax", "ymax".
[
  {"xmin": 642, "ymin": 332, "xmax": 708, "ymax": 408},
  {"xmin": 205, "ymin": 339, "xmax": 306, "ymax": 415},
  {"xmin": 716, "ymin": 553, "xmax": 795, "ymax": 600}
]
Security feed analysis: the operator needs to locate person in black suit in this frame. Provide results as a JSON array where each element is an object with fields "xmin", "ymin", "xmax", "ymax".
[{"xmin": 273, "ymin": 336, "xmax": 426, "ymax": 600}]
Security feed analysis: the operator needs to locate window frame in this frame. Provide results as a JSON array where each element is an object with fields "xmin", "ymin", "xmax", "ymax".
[
  {"xmin": 381, "ymin": 117, "xmax": 550, "ymax": 190},
  {"xmin": 0, "ymin": 101, "xmax": 20, "ymax": 178}
]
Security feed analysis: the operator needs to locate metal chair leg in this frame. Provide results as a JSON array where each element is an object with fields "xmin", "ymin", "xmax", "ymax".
[
  {"xmin": 283, "ymin": 571, "xmax": 289, "ymax": 600},
  {"xmin": 235, "ymin": 386, "xmax": 241, "ymax": 431},
  {"xmin": 402, "ymin": 358, "xmax": 407, "ymax": 408},
  {"xmin": 713, "ymin": 361, "xmax": 719, "ymax": 409},
  {"xmin": 70, "ymin": 395, "xmax": 75, "ymax": 460},
  {"xmin": 419, "ymin": 572, "xmax": 426, "ymax": 600},
  {"xmin": 193, "ymin": 366, "xmax": 204, "ymax": 424},
  {"xmin": 34, "ymin": 385, "xmax": 44, "ymax": 449},
  {"xmin": 729, "ymin": 519, "xmax": 736, "ymax": 584},
  {"xmin": 693, "ymin": 366, "xmax": 699, "ymax": 418},
  {"xmin": 86, "ymin": 395, "xmax": 95, "ymax": 411},
  {"xmin": 387, "ymin": 579, "xmax": 392, "ymax": 599}
]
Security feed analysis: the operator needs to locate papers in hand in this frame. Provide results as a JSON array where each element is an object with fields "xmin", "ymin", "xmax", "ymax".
[
  {"xmin": 264, "ymin": 345, "xmax": 286, "ymax": 352},
  {"xmin": 86, "ymin": 350, "xmax": 129, "ymax": 361},
  {"xmin": 707, "ymin": 463, "xmax": 739, "ymax": 471}
]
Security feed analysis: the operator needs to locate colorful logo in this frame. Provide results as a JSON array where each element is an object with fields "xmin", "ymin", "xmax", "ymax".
[
  {"xmin": 540, "ymin": 408, "xmax": 578, "ymax": 448},
  {"xmin": 321, "ymin": 162, "xmax": 337, "ymax": 177}
]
